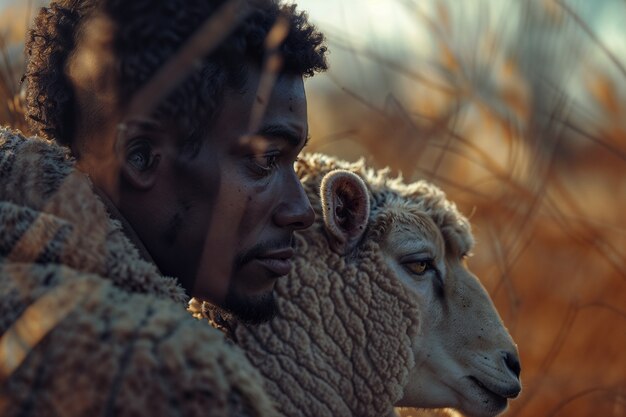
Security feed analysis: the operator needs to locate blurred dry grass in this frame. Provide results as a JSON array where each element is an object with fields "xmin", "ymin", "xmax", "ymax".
[
  {"xmin": 0, "ymin": 0, "xmax": 38, "ymax": 133},
  {"xmin": 1, "ymin": 0, "xmax": 624, "ymax": 416}
]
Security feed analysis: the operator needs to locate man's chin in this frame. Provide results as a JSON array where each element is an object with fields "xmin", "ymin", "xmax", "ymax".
[{"xmin": 222, "ymin": 290, "xmax": 278, "ymax": 324}]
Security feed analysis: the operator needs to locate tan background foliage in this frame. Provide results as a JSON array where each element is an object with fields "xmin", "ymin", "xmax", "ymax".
[{"xmin": 0, "ymin": 1, "xmax": 624, "ymax": 416}]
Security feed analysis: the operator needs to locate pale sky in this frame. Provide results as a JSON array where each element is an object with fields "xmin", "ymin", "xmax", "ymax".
[
  {"xmin": 1, "ymin": 0, "xmax": 622, "ymax": 53},
  {"xmin": 1, "ymin": 0, "xmax": 623, "ymax": 99},
  {"xmin": 1, "ymin": 0, "xmax": 622, "ymax": 39}
]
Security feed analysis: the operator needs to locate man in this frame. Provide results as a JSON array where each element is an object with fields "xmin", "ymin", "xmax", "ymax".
[
  {"xmin": 26, "ymin": 0, "xmax": 327, "ymax": 323},
  {"xmin": 0, "ymin": 0, "xmax": 327, "ymax": 415}
]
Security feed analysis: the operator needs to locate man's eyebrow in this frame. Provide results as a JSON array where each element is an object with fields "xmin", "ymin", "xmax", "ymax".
[
  {"xmin": 256, "ymin": 124, "xmax": 307, "ymax": 148},
  {"xmin": 119, "ymin": 117, "xmax": 161, "ymax": 132}
]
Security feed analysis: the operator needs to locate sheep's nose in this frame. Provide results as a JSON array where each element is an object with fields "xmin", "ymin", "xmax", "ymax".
[{"xmin": 502, "ymin": 350, "xmax": 521, "ymax": 379}]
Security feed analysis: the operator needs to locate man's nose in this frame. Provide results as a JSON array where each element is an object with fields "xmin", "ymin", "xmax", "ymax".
[{"xmin": 273, "ymin": 172, "xmax": 315, "ymax": 230}]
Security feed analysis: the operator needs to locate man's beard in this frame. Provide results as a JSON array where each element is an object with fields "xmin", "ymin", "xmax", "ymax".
[
  {"xmin": 219, "ymin": 238, "xmax": 291, "ymax": 324},
  {"xmin": 222, "ymin": 287, "xmax": 277, "ymax": 324}
]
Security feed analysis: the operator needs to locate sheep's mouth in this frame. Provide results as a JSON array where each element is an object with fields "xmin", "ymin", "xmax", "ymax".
[
  {"xmin": 471, "ymin": 377, "xmax": 502, "ymax": 396},
  {"xmin": 468, "ymin": 376, "xmax": 520, "ymax": 400},
  {"xmin": 460, "ymin": 376, "xmax": 508, "ymax": 416}
]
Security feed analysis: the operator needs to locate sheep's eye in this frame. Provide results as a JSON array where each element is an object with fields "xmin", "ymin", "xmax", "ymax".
[{"xmin": 405, "ymin": 260, "xmax": 431, "ymax": 276}]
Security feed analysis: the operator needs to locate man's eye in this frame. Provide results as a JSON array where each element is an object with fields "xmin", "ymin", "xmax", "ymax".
[
  {"xmin": 129, "ymin": 152, "xmax": 146, "ymax": 169},
  {"xmin": 404, "ymin": 260, "xmax": 432, "ymax": 276},
  {"xmin": 127, "ymin": 145, "xmax": 154, "ymax": 171},
  {"xmin": 251, "ymin": 153, "xmax": 280, "ymax": 174}
]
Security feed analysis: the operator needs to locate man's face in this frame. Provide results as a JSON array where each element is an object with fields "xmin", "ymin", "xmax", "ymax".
[
  {"xmin": 168, "ymin": 67, "xmax": 314, "ymax": 322},
  {"xmin": 68, "ymin": 16, "xmax": 314, "ymax": 323}
]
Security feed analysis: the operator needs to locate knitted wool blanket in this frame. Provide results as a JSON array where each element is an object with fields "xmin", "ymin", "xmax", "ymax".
[{"xmin": 0, "ymin": 128, "xmax": 275, "ymax": 417}]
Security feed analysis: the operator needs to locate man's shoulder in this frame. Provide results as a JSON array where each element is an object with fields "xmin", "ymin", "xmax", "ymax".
[
  {"xmin": 0, "ymin": 126, "xmax": 72, "ymax": 162},
  {"xmin": 0, "ymin": 126, "xmax": 27, "ymax": 147},
  {"xmin": 0, "ymin": 261, "xmax": 275, "ymax": 417},
  {"xmin": 0, "ymin": 126, "xmax": 75, "ymax": 204}
]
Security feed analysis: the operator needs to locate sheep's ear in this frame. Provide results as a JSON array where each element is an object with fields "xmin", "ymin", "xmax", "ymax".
[{"xmin": 320, "ymin": 169, "xmax": 370, "ymax": 255}]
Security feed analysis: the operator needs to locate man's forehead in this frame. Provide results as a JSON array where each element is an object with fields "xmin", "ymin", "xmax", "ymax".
[{"xmin": 212, "ymin": 69, "xmax": 308, "ymax": 147}]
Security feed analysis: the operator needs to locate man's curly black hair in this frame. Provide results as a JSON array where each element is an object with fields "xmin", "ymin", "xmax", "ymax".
[{"xmin": 25, "ymin": 0, "xmax": 328, "ymax": 148}]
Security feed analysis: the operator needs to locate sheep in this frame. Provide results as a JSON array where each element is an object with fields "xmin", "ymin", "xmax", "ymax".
[
  {"xmin": 191, "ymin": 153, "xmax": 522, "ymax": 417},
  {"xmin": 0, "ymin": 128, "xmax": 276, "ymax": 417}
]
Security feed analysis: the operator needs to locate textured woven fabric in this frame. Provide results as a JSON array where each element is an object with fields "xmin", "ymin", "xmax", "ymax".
[{"xmin": 0, "ymin": 128, "xmax": 276, "ymax": 417}]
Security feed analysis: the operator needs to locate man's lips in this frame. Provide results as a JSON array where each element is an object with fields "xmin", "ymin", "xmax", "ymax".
[{"xmin": 255, "ymin": 248, "xmax": 294, "ymax": 276}]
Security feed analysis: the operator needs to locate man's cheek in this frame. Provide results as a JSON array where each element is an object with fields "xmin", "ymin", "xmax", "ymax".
[{"xmin": 191, "ymin": 181, "xmax": 244, "ymax": 304}]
